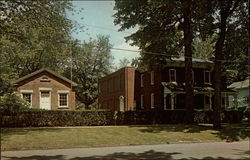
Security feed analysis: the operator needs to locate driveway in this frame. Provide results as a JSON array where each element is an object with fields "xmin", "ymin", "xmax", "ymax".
[{"xmin": 1, "ymin": 141, "xmax": 249, "ymax": 160}]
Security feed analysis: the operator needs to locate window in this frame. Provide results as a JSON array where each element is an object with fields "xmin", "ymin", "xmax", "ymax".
[
  {"xmin": 150, "ymin": 71, "xmax": 154, "ymax": 85},
  {"xmin": 204, "ymin": 95, "xmax": 210, "ymax": 105},
  {"xmin": 59, "ymin": 93, "xmax": 68, "ymax": 107},
  {"xmin": 151, "ymin": 93, "xmax": 154, "ymax": 108},
  {"xmin": 22, "ymin": 93, "xmax": 32, "ymax": 105},
  {"xmin": 204, "ymin": 71, "xmax": 211, "ymax": 84},
  {"xmin": 40, "ymin": 76, "xmax": 50, "ymax": 82},
  {"xmin": 169, "ymin": 69, "xmax": 176, "ymax": 82},
  {"xmin": 141, "ymin": 95, "xmax": 144, "ymax": 109},
  {"xmin": 140, "ymin": 74, "xmax": 144, "ymax": 87},
  {"xmin": 41, "ymin": 91, "xmax": 50, "ymax": 97}
]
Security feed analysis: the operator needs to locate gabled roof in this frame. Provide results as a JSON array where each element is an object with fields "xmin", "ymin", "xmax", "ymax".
[
  {"xmin": 14, "ymin": 68, "xmax": 77, "ymax": 87},
  {"xmin": 228, "ymin": 77, "xmax": 249, "ymax": 89}
]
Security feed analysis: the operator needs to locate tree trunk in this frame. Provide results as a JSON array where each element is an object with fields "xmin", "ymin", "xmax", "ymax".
[
  {"xmin": 213, "ymin": 4, "xmax": 228, "ymax": 129},
  {"xmin": 182, "ymin": 0, "xmax": 194, "ymax": 124}
]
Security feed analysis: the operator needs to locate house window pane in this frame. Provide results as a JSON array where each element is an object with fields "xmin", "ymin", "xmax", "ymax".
[
  {"xmin": 59, "ymin": 93, "xmax": 68, "ymax": 107},
  {"xmin": 41, "ymin": 91, "xmax": 50, "ymax": 97},
  {"xmin": 22, "ymin": 93, "xmax": 31, "ymax": 104},
  {"xmin": 151, "ymin": 72, "xmax": 154, "ymax": 85},
  {"xmin": 140, "ymin": 74, "xmax": 144, "ymax": 87},
  {"xmin": 205, "ymin": 95, "xmax": 210, "ymax": 105},
  {"xmin": 151, "ymin": 93, "xmax": 154, "ymax": 108},
  {"xmin": 169, "ymin": 69, "xmax": 176, "ymax": 82},
  {"xmin": 141, "ymin": 95, "xmax": 144, "ymax": 109},
  {"xmin": 204, "ymin": 71, "xmax": 211, "ymax": 83}
]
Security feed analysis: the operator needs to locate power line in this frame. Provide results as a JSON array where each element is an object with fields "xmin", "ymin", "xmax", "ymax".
[
  {"xmin": 111, "ymin": 47, "xmax": 239, "ymax": 63},
  {"xmin": 71, "ymin": 24, "xmax": 239, "ymax": 63}
]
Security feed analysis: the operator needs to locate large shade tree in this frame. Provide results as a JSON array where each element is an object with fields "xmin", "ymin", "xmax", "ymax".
[
  {"xmin": 113, "ymin": 0, "xmax": 207, "ymax": 123},
  {"xmin": 0, "ymin": 0, "xmax": 73, "ymax": 94},
  {"xmin": 64, "ymin": 35, "xmax": 113, "ymax": 108}
]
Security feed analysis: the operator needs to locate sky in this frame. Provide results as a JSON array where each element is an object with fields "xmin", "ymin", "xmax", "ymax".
[{"xmin": 66, "ymin": 1, "xmax": 140, "ymax": 66}]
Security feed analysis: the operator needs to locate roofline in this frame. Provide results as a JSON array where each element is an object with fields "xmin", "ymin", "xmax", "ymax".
[
  {"xmin": 99, "ymin": 66, "xmax": 136, "ymax": 81},
  {"xmin": 14, "ymin": 68, "xmax": 77, "ymax": 87}
]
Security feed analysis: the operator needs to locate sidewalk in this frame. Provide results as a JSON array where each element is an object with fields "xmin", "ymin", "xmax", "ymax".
[{"xmin": 1, "ymin": 141, "xmax": 249, "ymax": 160}]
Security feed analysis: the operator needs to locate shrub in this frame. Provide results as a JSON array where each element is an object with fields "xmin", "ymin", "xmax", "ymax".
[
  {"xmin": 0, "ymin": 109, "xmax": 243, "ymax": 127},
  {"xmin": 1, "ymin": 110, "xmax": 113, "ymax": 127},
  {"xmin": 0, "ymin": 93, "xmax": 29, "ymax": 115}
]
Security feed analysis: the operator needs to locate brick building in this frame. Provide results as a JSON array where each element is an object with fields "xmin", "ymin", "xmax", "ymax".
[
  {"xmin": 14, "ymin": 68, "xmax": 77, "ymax": 110},
  {"xmin": 98, "ymin": 57, "xmax": 235, "ymax": 111},
  {"xmin": 98, "ymin": 67, "xmax": 135, "ymax": 111}
]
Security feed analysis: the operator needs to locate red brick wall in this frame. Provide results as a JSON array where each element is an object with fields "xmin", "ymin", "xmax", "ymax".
[
  {"xmin": 98, "ymin": 67, "xmax": 135, "ymax": 111},
  {"xmin": 134, "ymin": 71, "xmax": 164, "ymax": 110},
  {"xmin": 16, "ymin": 71, "xmax": 76, "ymax": 110}
]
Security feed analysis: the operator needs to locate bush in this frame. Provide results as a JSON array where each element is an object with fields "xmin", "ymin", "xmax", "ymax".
[
  {"xmin": 0, "ymin": 109, "xmax": 243, "ymax": 127},
  {"xmin": 0, "ymin": 93, "xmax": 29, "ymax": 115},
  {"xmin": 1, "ymin": 110, "xmax": 113, "ymax": 127}
]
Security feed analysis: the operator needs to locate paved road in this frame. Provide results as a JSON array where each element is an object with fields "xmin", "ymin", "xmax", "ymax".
[{"xmin": 1, "ymin": 141, "xmax": 249, "ymax": 160}]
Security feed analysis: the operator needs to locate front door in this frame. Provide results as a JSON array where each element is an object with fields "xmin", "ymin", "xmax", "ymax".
[{"xmin": 40, "ymin": 91, "xmax": 51, "ymax": 110}]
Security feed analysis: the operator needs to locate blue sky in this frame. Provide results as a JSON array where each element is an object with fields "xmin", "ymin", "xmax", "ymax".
[{"xmin": 66, "ymin": 1, "xmax": 140, "ymax": 66}]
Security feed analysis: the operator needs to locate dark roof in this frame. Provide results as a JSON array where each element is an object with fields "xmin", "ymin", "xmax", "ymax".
[
  {"xmin": 14, "ymin": 68, "xmax": 77, "ymax": 86},
  {"xmin": 170, "ymin": 57, "xmax": 213, "ymax": 63}
]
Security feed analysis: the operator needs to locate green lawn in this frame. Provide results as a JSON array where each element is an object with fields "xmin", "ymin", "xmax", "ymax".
[{"xmin": 1, "ymin": 124, "xmax": 249, "ymax": 151}]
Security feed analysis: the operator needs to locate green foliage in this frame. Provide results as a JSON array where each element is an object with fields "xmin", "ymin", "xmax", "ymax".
[
  {"xmin": 0, "ymin": 93, "xmax": 29, "ymax": 114},
  {"xmin": 1, "ymin": 110, "xmax": 243, "ymax": 127},
  {"xmin": 193, "ymin": 35, "xmax": 216, "ymax": 60},
  {"xmin": 113, "ymin": 0, "xmax": 183, "ymax": 69},
  {"xmin": 1, "ymin": 110, "xmax": 113, "ymax": 127},
  {"xmin": 115, "ymin": 58, "xmax": 131, "ymax": 70},
  {"xmin": 0, "ymin": 0, "xmax": 73, "ymax": 78},
  {"xmin": 63, "ymin": 35, "xmax": 113, "ymax": 108},
  {"xmin": 223, "ymin": 2, "xmax": 249, "ymax": 84}
]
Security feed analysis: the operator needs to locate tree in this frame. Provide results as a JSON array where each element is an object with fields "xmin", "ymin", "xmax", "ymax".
[
  {"xmin": 116, "ymin": 58, "xmax": 131, "ymax": 70},
  {"xmin": 0, "ymin": 1, "xmax": 73, "ymax": 74},
  {"xmin": 114, "ymin": 0, "xmax": 196, "ymax": 123},
  {"xmin": 0, "ymin": 0, "xmax": 74, "ymax": 94},
  {"xmin": 64, "ymin": 35, "xmax": 113, "ymax": 108},
  {"xmin": 193, "ymin": 35, "xmax": 216, "ymax": 60},
  {"xmin": 223, "ymin": 2, "xmax": 249, "ymax": 84},
  {"xmin": 212, "ymin": 0, "xmax": 242, "ymax": 129}
]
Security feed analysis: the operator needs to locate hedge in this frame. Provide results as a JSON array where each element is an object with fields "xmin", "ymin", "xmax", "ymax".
[
  {"xmin": 1, "ymin": 110, "xmax": 113, "ymax": 127},
  {"xmin": 0, "ymin": 110, "xmax": 243, "ymax": 127},
  {"xmin": 115, "ymin": 110, "xmax": 243, "ymax": 125}
]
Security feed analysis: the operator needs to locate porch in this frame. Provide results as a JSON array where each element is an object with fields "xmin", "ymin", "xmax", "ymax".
[{"xmin": 162, "ymin": 82, "xmax": 235, "ymax": 110}]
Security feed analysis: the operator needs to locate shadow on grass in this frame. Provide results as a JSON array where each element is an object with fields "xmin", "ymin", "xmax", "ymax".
[
  {"xmin": 213, "ymin": 124, "xmax": 250, "ymax": 142},
  {"xmin": 2, "ymin": 150, "xmax": 249, "ymax": 160},
  {"xmin": 130, "ymin": 123, "xmax": 250, "ymax": 142},
  {"xmin": 132, "ymin": 124, "xmax": 213, "ymax": 133}
]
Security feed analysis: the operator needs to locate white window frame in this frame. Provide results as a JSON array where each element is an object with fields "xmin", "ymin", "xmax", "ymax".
[
  {"xmin": 204, "ymin": 71, "xmax": 211, "ymax": 84},
  {"xmin": 140, "ymin": 95, "xmax": 144, "ymax": 109},
  {"xmin": 20, "ymin": 90, "xmax": 33, "ymax": 107},
  {"xmin": 151, "ymin": 93, "xmax": 154, "ymax": 109},
  {"xmin": 140, "ymin": 74, "xmax": 144, "ymax": 87},
  {"xmin": 58, "ymin": 90, "xmax": 69, "ymax": 108},
  {"xmin": 169, "ymin": 69, "xmax": 176, "ymax": 82},
  {"xmin": 150, "ymin": 71, "xmax": 154, "ymax": 85}
]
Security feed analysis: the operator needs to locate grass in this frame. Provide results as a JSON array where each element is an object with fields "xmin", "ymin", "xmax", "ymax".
[{"xmin": 1, "ymin": 124, "xmax": 249, "ymax": 151}]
